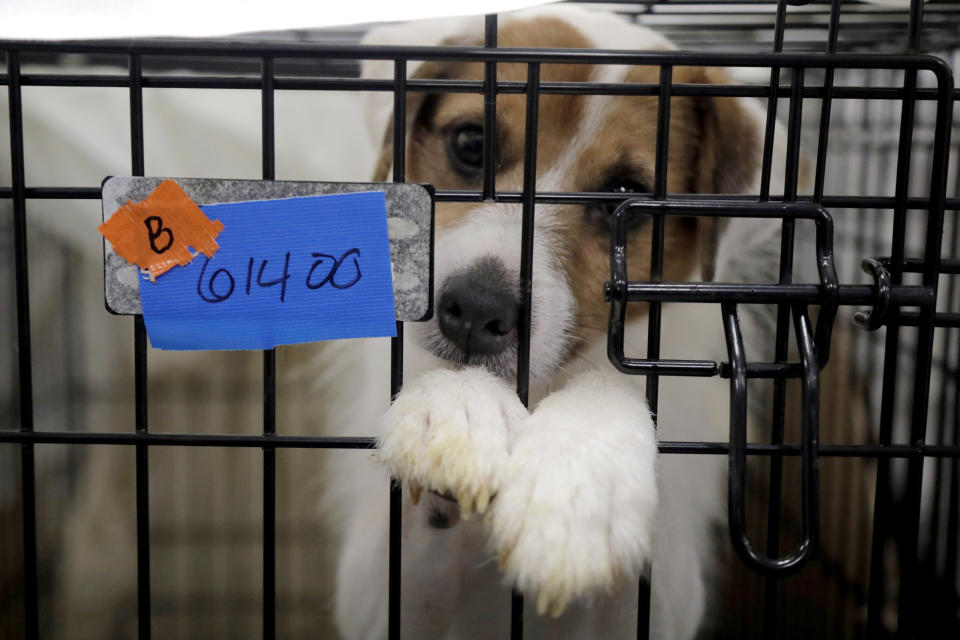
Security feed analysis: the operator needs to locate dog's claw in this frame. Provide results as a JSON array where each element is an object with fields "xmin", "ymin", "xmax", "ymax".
[
  {"xmin": 458, "ymin": 491, "xmax": 474, "ymax": 520},
  {"xmin": 536, "ymin": 591, "xmax": 550, "ymax": 617},
  {"xmin": 409, "ymin": 482, "xmax": 423, "ymax": 506},
  {"xmin": 532, "ymin": 586, "xmax": 569, "ymax": 618},
  {"xmin": 550, "ymin": 595, "xmax": 568, "ymax": 618},
  {"xmin": 610, "ymin": 564, "xmax": 622, "ymax": 587},
  {"xmin": 475, "ymin": 487, "xmax": 490, "ymax": 514},
  {"xmin": 498, "ymin": 547, "xmax": 512, "ymax": 571}
]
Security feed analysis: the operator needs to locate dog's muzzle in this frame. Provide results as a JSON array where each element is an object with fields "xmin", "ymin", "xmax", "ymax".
[{"xmin": 437, "ymin": 256, "xmax": 519, "ymax": 356}]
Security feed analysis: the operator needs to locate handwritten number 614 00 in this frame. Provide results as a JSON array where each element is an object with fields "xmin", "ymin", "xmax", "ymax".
[{"xmin": 196, "ymin": 248, "xmax": 362, "ymax": 304}]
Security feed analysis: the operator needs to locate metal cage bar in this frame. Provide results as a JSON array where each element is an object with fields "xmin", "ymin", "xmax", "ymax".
[
  {"xmin": 9, "ymin": 182, "xmax": 960, "ymax": 210},
  {"xmin": 637, "ymin": 61, "xmax": 674, "ymax": 640},
  {"xmin": 6, "ymin": 48, "xmax": 39, "ymax": 640},
  {"xmin": 898, "ymin": 3, "xmax": 954, "ymax": 633},
  {"xmin": 128, "ymin": 50, "xmax": 151, "ymax": 640},
  {"xmin": 868, "ymin": 3, "xmax": 922, "ymax": 630},
  {"xmin": 482, "ymin": 14, "xmax": 498, "ymax": 202},
  {"xmin": 260, "ymin": 53, "xmax": 278, "ymax": 640},
  {"xmin": 763, "ymin": 57, "xmax": 806, "ymax": 634},
  {"xmin": 811, "ymin": 0, "xmax": 843, "ymax": 203},
  {"xmin": 4, "ymin": 429, "xmax": 960, "ymax": 457},
  {"xmin": 928, "ymin": 159, "xmax": 960, "ymax": 598},
  {"xmin": 5, "ymin": 72, "xmax": 960, "ymax": 102},
  {"xmin": 511, "ymin": 59, "xmax": 542, "ymax": 640},
  {"xmin": 388, "ymin": 57, "xmax": 407, "ymax": 640}
]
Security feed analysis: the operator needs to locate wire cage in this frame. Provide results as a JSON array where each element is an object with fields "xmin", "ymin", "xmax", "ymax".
[{"xmin": 1, "ymin": 0, "xmax": 959, "ymax": 638}]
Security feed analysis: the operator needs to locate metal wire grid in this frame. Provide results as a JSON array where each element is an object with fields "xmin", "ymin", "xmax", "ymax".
[{"xmin": 1, "ymin": 0, "xmax": 958, "ymax": 638}]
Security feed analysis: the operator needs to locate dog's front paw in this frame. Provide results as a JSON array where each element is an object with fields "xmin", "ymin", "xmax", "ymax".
[
  {"xmin": 489, "ymin": 371, "xmax": 658, "ymax": 617},
  {"xmin": 376, "ymin": 367, "xmax": 528, "ymax": 517}
]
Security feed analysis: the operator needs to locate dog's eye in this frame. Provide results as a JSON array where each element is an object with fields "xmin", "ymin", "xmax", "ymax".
[
  {"xmin": 448, "ymin": 124, "xmax": 484, "ymax": 174},
  {"xmin": 586, "ymin": 178, "xmax": 650, "ymax": 230}
]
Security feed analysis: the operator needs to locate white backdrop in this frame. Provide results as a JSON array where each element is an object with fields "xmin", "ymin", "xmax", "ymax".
[{"xmin": 0, "ymin": 0, "xmax": 552, "ymax": 39}]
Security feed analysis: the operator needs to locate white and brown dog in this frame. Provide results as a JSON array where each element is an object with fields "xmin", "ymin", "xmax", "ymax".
[
  {"xmin": 40, "ymin": 5, "xmax": 798, "ymax": 638},
  {"xmin": 322, "ymin": 5, "xmax": 790, "ymax": 640}
]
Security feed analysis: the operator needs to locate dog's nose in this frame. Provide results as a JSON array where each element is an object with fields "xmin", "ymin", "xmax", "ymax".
[{"xmin": 438, "ymin": 262, "xmax": 518, "ymax": 355}]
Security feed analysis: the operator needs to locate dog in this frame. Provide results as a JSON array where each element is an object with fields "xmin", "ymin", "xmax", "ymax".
[
  {"xmin": 321, "ymin": 6, "xmax": 795, "ymax": 639},
  {"xmin": 33, "ymin": 5, "xmax": 815, "ymax": 639}
]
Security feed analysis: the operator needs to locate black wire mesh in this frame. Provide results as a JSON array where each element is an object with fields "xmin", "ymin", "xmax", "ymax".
[{"xmin": 1, "ymin": 1, "xmax": 959, "ymax": 639}]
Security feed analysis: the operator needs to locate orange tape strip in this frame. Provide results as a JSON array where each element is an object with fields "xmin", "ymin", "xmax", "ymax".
[{"xmin": 99, "ymin": 179, "xmax": 225, "ymax": 280}]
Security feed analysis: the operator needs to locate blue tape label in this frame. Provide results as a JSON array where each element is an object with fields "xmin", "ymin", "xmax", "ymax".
[{"xmin": 139, "ymin": 191, "xmax": 397, "ymax": 350}]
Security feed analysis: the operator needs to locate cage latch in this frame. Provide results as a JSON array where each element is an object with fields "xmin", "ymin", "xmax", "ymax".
[
  {"xmin": 723, "ymin": 302, "xmax": 821, "ymax": 575},
  {"xmin": 853, "ymin": 258, "xmax": 892, "ymax": 330},
  {"xmin": 605, "ymin": 199, "xmax": 839, "ymax": 575}
]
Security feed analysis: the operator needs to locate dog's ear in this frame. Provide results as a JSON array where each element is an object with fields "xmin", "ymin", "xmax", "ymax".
[
  {"xmin": 693, "ymin": 69, "xmax": 762, "ymax": 195},
  {"xmin": 689, "ymin": 67, "xmax": 763, "ymax": 280},
  {"xmin": 361, "ymin": 14, "xmax": 482, "ymax": 171},
  {"xmin": 370, "ymin": 60, "xmax": 431, "ymax": 182},
  {"xmin": 371, "ymin": 54, "xmax": 473, "ymax": 183}
]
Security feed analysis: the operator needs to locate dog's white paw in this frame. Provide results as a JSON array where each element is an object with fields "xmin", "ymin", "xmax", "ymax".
[
  {"xmin": 489, "ymin": 370, "xmax": 658, "ymax": 617},
  {"xmin": 375, "ymin": 367, "xmax": 528, "ymax": 517}
]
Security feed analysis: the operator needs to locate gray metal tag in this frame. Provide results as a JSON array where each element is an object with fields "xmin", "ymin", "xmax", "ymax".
[{"xmin": 101, "ymin": 177, "xmax": 433, "ymax": 322}]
